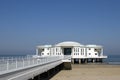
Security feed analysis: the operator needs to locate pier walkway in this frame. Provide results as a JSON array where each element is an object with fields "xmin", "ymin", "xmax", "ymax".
[{"xmin": 0, "ymin": 56, "xmax": 71, "ymax": 80}]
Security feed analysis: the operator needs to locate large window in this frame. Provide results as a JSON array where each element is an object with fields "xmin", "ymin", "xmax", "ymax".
[{"xmin": 64, "ymin": 48, "xmax": 72, "ymax": 55}]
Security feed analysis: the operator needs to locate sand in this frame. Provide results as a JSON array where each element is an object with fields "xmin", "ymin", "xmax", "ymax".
[{"xmin": 50, "ymin": 64, "xmax": 120, "ymax": 80}]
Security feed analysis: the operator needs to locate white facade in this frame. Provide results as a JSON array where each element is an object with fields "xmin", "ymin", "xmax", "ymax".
[{"xmin": 36, "ymin": 41, "xmax": 107, "ymax": 59}]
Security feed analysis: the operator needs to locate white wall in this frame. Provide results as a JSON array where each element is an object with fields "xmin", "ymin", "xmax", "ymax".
[
  {"xmin": 37, "ymin": 46, "xmax": 103, "ymax": 58},
  {"xmin": 72, "ymin": 47, "xmax": 86, "ymax": 58},
  {"xmin": 87, "ymin": 48, "xmax": 99, "ymax": 58}
]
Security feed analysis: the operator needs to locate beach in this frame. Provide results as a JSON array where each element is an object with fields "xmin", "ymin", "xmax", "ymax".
[{"xmin": 50, "ymin": 64, "xmax": 120, "ymax": 80}]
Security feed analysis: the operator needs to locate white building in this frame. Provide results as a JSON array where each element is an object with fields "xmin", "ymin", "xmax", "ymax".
[{"xmin": 36, "ymin": 41, "xmax": 107, "ymax": 63}]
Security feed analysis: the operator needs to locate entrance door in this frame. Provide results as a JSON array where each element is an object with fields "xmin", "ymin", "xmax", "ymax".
[{"xmin": 64, "ymin": 48, "xmax": 71, "ymax": 55}]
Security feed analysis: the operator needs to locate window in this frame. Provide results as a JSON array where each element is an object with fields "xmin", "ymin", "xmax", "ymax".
[
  {"xmin": 74, "ymin": 48, "xmax": 75, "ymax": 52},
  {"xmin": 81, "ymin": 49, "xmax": 82, "ymax": 55},
  {"xmin": 95, "ymin": 53, "xmax": 97, "ymax": 55},
  {"xmin": 94, "ymin": 49, "xmax": 97, "ymax": 52},
  {"xmin": 42, "ymin": 49, "xmax": 44, "ymax": 51},
  {"xmin": 56, "ymin": 48, "xmax": 57, "ymax": 52},
  {"xmin": 89, "ymin": 48, "xmax": 91, "ymax": 50},
  {"xmin": 83, "ymin": 49, "xmax": 84, "ymax": 53},
  {"xmin": 75, "ymin": 48, "xmax": 77, "ymax": 52},
  {"xmin": 89, "ymin": 53, "xmax": 91, "ymax": 55},
  {"xmin": 47, "ymin": 48, "xmax": 49, "ymax": 50},
  {"xmin": 47, "ymin": 53, "xmax": 49, "ymax": 55},
  {"xmin": 42, "ymin": 53, "xmax": 44, "ymax": 55}
]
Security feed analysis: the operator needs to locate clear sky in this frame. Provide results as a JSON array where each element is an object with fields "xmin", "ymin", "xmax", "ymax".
[{"xmin": 0, "ymin": 0, "xmax": 120, "ymax": 55}]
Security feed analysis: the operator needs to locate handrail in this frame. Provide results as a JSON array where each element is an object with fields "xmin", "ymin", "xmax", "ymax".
[{"xmin": 0, "ymin": 56, "xmax": 63, "ymax": 75}]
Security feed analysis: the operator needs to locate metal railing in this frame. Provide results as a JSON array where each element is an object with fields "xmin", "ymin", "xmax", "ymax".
[
  {"xmin": 0, "ymin": 56, "xmax": 63, "ymax": 75},
  {"xmin": 63, "ymin": 55, "xmax": 71, "ymax": 60}
]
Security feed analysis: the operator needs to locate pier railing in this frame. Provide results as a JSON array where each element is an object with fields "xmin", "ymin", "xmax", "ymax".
[
  {"xmin": 0, "ymin": 56, "xmax": 63, "ymax": 75},
  {"xmin": 63, "ymin": 55, "xmax": 71, "ymax": 60}
]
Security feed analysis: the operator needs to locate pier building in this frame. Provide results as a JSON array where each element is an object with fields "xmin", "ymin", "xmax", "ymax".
[{"xmin": 36, "ymin": 41, "xmax": 107, "ymax": 63}]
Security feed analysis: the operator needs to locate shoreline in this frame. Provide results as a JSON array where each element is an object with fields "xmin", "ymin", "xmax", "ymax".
[{"xmin": 50, "ymin": 64, "xmax": 120, "ymax": 80}]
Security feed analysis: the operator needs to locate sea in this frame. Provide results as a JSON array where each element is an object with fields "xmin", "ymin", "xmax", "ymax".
[
  {"xmin": 104, "ymin": 55, "xmax": 120, "ymax": 65},
  {"xmin": 0, "ymin": 55, "xmax": 120, "ymax": 65}
]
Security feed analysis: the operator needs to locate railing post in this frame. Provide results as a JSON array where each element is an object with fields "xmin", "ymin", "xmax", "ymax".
[
  {"xmin": 28, "ymin": 58, "xmax": 30, "ymax": 66},
  {"xmin": 23, "ymin": 58, "xmax": 24, "ymax": 67},
  {"xmin": 16, "ymin": 58, "xmax": 17, "ymax": 69},
  {"xmin": 37, "ymin": 58, "xmax": 38, "ymax": 64},
  {"xmin": 7, "ymin": 60, "xmax": 9, "ymax": 71},
  {"xmin": 32, "ymin": 58, "xmax": 34, "ymax": 65}
]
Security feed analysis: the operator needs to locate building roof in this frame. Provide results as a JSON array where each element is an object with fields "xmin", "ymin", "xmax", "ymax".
[
  {"xmin": 55, "ymin": 41, "xmax": 84, "ymax": 47},
  {"xmin": 86, "ymin": 45, "xmax": 102, "ymax": 48},
  {"xmin": 37, "ymin": 45, "xmax": 52, "ymax": 48}
]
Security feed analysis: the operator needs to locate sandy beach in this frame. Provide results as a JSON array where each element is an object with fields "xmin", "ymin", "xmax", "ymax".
[{"xmin": 50, "ymin": 64, "xmax": 120, "ymax": 80}]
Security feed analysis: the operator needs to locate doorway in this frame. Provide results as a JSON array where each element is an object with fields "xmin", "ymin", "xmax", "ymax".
[{"xmin": 64, "ymin": 48, "xmax": 72, "ymax": 55}]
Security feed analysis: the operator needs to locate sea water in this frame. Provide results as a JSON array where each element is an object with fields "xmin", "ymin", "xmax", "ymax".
[{"xmin": 104, "ymin": 55, "xmax": 120, "ymax": 65}]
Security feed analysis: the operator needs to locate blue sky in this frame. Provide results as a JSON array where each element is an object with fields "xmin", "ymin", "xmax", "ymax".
[{"xmin": 0, "ymin": 0, "xmax": 120, "ymax": 55}]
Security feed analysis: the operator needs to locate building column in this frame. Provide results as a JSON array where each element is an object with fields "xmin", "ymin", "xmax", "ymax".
[
  {"xmin": 79, "ymin": 59, "xmax": 81, "ymax": 64},
  {"xmin": 85, "ymin": 59, "xmax": 87, "ymax": 63},
  {"xmin": 36, "ymin": 48, "xmax": 38, "ymax": 55},
  {"xmin": 101, "ymin": 48, "xmax": 103, "ymax": 56},
  {"xmin": 37, "ymin": 74, "xmax": 41, "ymax": 80},
  {"xmin": 87, "ymin": 59, "xmax": 89, "ymax": 63},
  {"xmin": 72, "ymin": 58, "xmax": 74, "ymax": 64},
  {"xmin": 93, "ymin": 59, "xmax": 95, "ymax": 63}
]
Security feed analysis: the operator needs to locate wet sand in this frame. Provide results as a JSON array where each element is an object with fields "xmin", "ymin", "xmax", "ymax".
[{"xmin": 50, "ymin": 64, "xmax": 120, "ymax": 80}]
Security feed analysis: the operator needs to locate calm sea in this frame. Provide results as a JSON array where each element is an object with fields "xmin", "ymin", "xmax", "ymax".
[
  {"xmin": 104, "ymin": 55, "xmax": 120, "ymax": 65},
  {"xmin": 0, "ymin": 55, "xmax": 120, "ymax": 65}
]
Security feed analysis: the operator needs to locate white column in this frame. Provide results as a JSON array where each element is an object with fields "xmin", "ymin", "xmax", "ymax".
[
  {"xmin": 61, "ymin": 48, "xmax": 63, "ymax": 56},
  {"xmin": 72, "ymin": 48, "xmax": 73, "ymax": 57},
  {"xmin": 101, "ymin": 48, "xmax": 103, "ymax": 56},
  {"xmin": 36, "ymin": 48, "xmax": 38, "ymax": 55}
]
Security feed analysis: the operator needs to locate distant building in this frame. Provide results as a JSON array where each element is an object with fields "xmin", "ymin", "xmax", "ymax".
[{"xmin": 36, "ymin": 41, "xmax": 107, "ymax": 63}]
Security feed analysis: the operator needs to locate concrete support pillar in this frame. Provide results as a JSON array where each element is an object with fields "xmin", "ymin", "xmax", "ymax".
[
  {"xmin": 36, "ymin": 48, "xmax": 38, "ymax": 55},
  {"xmin": 95, "ymin": 58, "xmax": 97, "ymax": 62},
  {"xmin": 37, "ymin": 74, "xmax": 41, "ymax": 80},
  {"xmin": 92, "ymin": 59, "xmax": 95, "ymax": 63},
  {"xmin": 72, "ymin": 58, "xmax": 74, "ymax": 64},
  {"xmin": 47, "ymin": 71, "xmax": 49, "ymax": 78},
  {"xmin": 81, "ymin": 59, "xmax": 83, "ymax": 63},
  {"xmin": 63, "ymin": 62, "xmax": 72, "ymax": 70},
  {"xmin": 85, "ymin": 59, "xmax": 87, "ymax": 63},
  {"xmin": 87, "ymin": 59, "xmax": 89, "ymax": 63},
  {"xmin": 79, "ymin": 59, "xmax": 81, "ymax": 64}
]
